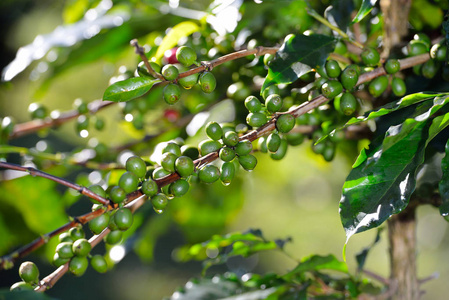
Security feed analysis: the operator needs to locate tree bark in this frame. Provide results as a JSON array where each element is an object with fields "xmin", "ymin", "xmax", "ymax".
[
  {"xmin": 380, "ymin": 0, "xmax": 413, "ymax": 56},
  {"xmin": 387, "ymin": 205, "xmax": 420, "ymax": 300}
]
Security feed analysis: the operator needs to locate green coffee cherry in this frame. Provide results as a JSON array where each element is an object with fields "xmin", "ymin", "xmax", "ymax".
[
  {"xmin": 246, "ymin": 112, "xmax": 267, "ymax": 127},
  {"xmin": 334, "ymin": 41, "xmax": 347, "ymax": 55},
  {"xmin": 28, "ymin": 103, "xmax": 47, "ymax": 120},
  {"xmin": 152, "ymin": 193, "xmax": 168, "ymax": 210},
  {"xmin": 69, "ymin": 256, "xmax": 88, "ymax": 277},
  {"xmin": 258, "ymin": 136, "xmax": 268, "ymax": 153},
  {"xmin": 91, "ymin": 255, "xmax": 108, "ymax": 273},
  {"xmin": 285, "ymin": 132, "xmax": 304, "ymax": 146},
  {"xmin": 322, "ymin": 142, "xmax": 336, "ymax": 162},
  {"xmin": 170, "ymin": 179, "xmax": 190, "ymax": 197},
  {"xmin": 19, "ymin": 261, "xmax": 39, "ymax": 284},
  {"xmin": 119, "ymin": 172, "xmax": 139, "ymax": 194},
  {"xmin": 89, "ymin": 213, "xmax": 110, "ymax": 235},
  {"xmin": 137, "ymin": 61, "xmax": 161, "ymax": 78},
  {"xmin": 69, "ymin": 228, "xmax": 85, "ymax": 241},
  {"xmin": 235, "ymin": 140, "xmax": 253, "ymax": 156},
  {"xmin": 413, "ymin": 33, "xmax": 431, "ymax": 48},
  {"xmin": 312, "ymin": 141, "xmax": 326, "ymax": 155},
  {"xmin": 105, "ymin": 230, "xmax": 122, "ymax": 245},
  {"xmin": 59, "ymin": 232, "xmax": 73, "ymax": 243},
  {"xmin": 265, "ymin": 94, "xmax": 283, "ymax": 113},
  {"xmin": 94, "ymin": 118, "xmax": 105, "ymax": 131},
  {"xmin": 175, "ymin": 156, "xmax": 195, "ymax": 178},
  {"xmin": 179, "ymin": 73, "xmax": 199, "ymax": 89},
  {"xmin": 199, "ymin": 139, "xmax": 222, "ymax": 156},
  {"xmin": 152, "ymin": 167, "xmax": 170, "ymax": 180},
  {"xmin": 161, "ymin": 152, "xmax": 178, "ymax": 173},
  {"xmin": 53, "ymin": 253, "xmax": 70, "ymax": 268},
  {"xmin": 430, "ymin": 43, "xmax": 447, "ymax": 61},
  {"xmin": 10, "ymin": 281, "xmax": 33, "ymax": 291},
  {"xmin": 270, "ymin": 138, "xmax": 288, "ymax": 160},
  {"xmin": 368, "ymin": 75, "xmax": 388, "ymax": 97},
  {"xmin": 206, "ymin": 121, "xmax": 223, "ymax": 140},
  {"xmin": 421, "ymin": 59, "xmax": 439, "ymax": 79},
  {"xmin": 361, "ymin": 47, "xmax": 380, "ymax": 66},
  {"xmin": 74, "ymin": 99, "xmax": 89, "ymax": 114},
  {"xmin": 181, "ymin": 146, "xmax": 199, "ymax": 159},
  {"xmin": 142, "ymin": 179, "xmax": 159, "ymax": 197},
  {"xmin": 163, "ymin": 83, "xmax": 181, "ymax": 105},
  {"xmin": 161, "ymin": 64, "xmax": 179, "ymax": 81},
  {"xmin": 88, "ymin": 184, "xmax": 107, "ymax": 204},
  {"xmin": 244, "ymin": 96, "xmax": 263, "ymax": 113},
  {"xmin": 219, "ymin": 147, "xmax": 236, "ymax": 162},
  {"xmin": 385, "ymin": 59, "xmax": 400, "ymax": 74},
  {"xmin": 276, "ymin": 114, "xmax": 295, "ymax": 133},
  {"xmin": 340, "ymin": 66, "xmax": 359, "ymax": 90},
  {"xmin": 392, "ymin": 77, "xmax": 406, "ymax": 97},
  {"xmin": 56, "ymin": 242, "xmax": 74, "ymax": 259},
  {"xmin": 408, "ymin": 42, "xmax": 428, "ymax": 56},
  {"xmin": 321, "ymin": 80, "xmax": 343, "ymax": 99},
  {"xmin": 176, "ymin": 46, "xmax": 197, "ymax": 66},
  {"xmin": 199, "ymin": 71, "xmax": 217, "ymax": 93},
  {"xmin": 267, "ymin": 133, "xmax": 281, "ymax": 153},
  {"xmin": 126, "ymin": 156, "xmax": 147, "ymax": 179},
  {"xmin": 220, "ymin": 162, "xmax": 235, "ymax": 185},
  {"xmin": 110, "ymin": 186, "xmax": 127, "ymax": 204},
  {"xmin": 238, "ymin": 154, "xmax": 257, "ymax": 171},
  {"xmin": 263, "ymin": 53, "xmax": 274, "ymax": 66},
  {"xmin": 325, "ymin": 60, "xmax": 341, "ymax": 78},
  {"xmin": 199, "ymin": 165, "xmax": 221, "ymax": 183},
  {"xmin": 339, "ymin": 92, "xmax": 358, "ymax": 116},
  {"xmin": 114, "ymin": 208, "xmax": 133, "ymax": 231},
  {"xmin": 223, "ymin": 131, "xmax": 239, "ymax": 147},
  {"xmin": 72, "ymin": 239, "xmax": 91, "ymax": 257},
  {"xmin": 262, "ymin": 84, "xmax": 280, "ymax": 100},
  {"xmin": 163, "ymin": 142, "xmax": 182, "ymax": 156}
]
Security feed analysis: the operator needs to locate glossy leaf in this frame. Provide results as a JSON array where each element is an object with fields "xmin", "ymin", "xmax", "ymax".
[
  {"xmin": 322, "ymin": 92, "xmax": 449, "ymax": 143},
  {"xmin": 261, "ymin": 34, "xmax": 336, "ymax": 93},
  {"xmin": 340, "ymin": 121, "xmax": 430, "ymax": 240},
  {"xmin": 103, "ymin": 77, "xmax": 158, "ymax": 102},
  {"xmin": 154, "ymin": 21, "xmax": 200, "ymax": 62},
  {"xmin": 351, "ymin": 0, "xmax": 378, "ymax": 24}
]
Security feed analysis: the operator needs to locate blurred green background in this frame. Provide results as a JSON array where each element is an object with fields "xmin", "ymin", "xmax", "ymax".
[{"xmin": 0, "ymin": 1, "xmax": 449, "ymax": 299}]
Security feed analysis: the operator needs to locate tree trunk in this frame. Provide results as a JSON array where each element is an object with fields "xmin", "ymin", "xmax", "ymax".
[
  {"xmin": 387, "ymin": 205, "xmax": 420, "ymax": 300},
  {"xmin": 380, "ymin": 0, "xmax": 413, "ymax": 56}
]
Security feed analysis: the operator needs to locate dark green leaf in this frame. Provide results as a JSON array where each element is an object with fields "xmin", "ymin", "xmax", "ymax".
[
  {"xmin": 321, "ymin": 92, "xmax": 449, "ymax": 144},
  {"xmin": 166, "ymin": 277, "xmax": 240, "ymax": 300},
  {"xmin": 103, "ymin": 77, "xmax": 158, "ymax": 102},
  {"xmin": 351, "ymin": 0, "xmax": 378, "ymax": 24},
  {"xmin": 261, "ymin": 34, "xmax": 336, "ymax": 93},
  {"xmin": 340, "ymin": 122, "xmax": 429, "ymax": 240},
  {"xmin": 326, "ymin": 0, "xmax": 355, "ymax": 31}
]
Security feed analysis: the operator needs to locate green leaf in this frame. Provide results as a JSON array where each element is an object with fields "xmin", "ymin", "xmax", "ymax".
[
  {"xmin": 284, "ymin": 254, "xmax": 348, "ymax": 280},
  {"xmin": 261, "ymin": 34, "xmax": 336, "ymax": 93},
  {"xmin": 341, "ymin": 95, "xmax": 449, "ymax": 240},
  {"xmin": 103, "ymin": 77, "xmax": 158, "ymax": 102},
  {"xmin": 351, "ymin": 0, "xmax": 378, "ymax": 24},
  {"xmin": 322, "ymin": 92, "xmax": 449, "ymax": 144},
  {"xmin": 439, "ymin": 137, "xmax": 449, "ymax": 217},
  {"xmin": 154, "ymin": 21, "xmax": 200, "ymax": 62},
  {"xmin": 326, "ymin": 0, "xmax": 355, "ymax": 31}
]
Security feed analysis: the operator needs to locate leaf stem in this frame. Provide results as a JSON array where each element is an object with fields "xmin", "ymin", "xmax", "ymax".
[{"xmin": 306, "ymin": 7, "xmax": 364, "ymax": 49}]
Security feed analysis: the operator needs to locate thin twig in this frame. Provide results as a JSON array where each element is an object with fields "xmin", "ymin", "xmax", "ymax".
[
  {"xmin": 34, "ymin": 194, "xmax": 147, "ymax": 291},
  {"xmin": 130, "ymin": 39, "xmax": 165, "ymax": 81}
]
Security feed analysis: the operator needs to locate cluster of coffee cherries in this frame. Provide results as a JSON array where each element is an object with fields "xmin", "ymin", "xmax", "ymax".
[
  {"xmin": 136, "ymin": 46, "xmax": 217, "ymax": 106},
  {"xmin": 409, "ymin": 34, "xmax": 447, "ymax": 79},
  {"xmin": 27, "ymin": 98, "xmax": 106, "ymax": 138}
]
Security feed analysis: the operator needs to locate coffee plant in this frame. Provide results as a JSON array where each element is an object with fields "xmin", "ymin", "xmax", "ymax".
[{"xmin": 0, "ymin": 0, "xmax": 449, "ymax": 299}]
